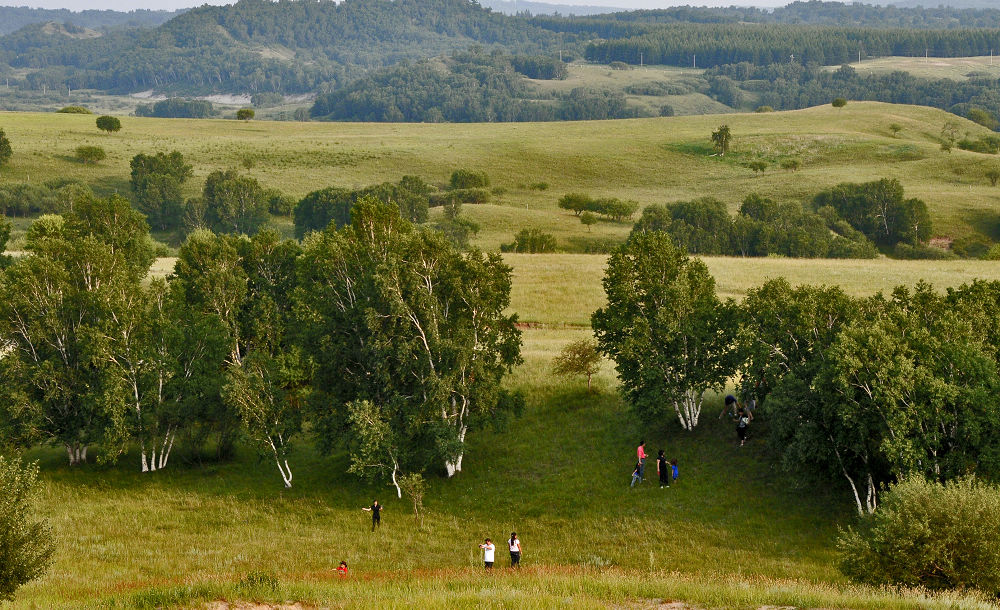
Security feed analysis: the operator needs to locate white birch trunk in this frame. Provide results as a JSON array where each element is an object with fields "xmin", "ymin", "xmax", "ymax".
[
  {"xmin": 390, "ymin": 457, "xmax": 402, "ymax": 498},
  {"xmin": 671, "ymin": 390, "xmax": 703, "ymax": 431}
]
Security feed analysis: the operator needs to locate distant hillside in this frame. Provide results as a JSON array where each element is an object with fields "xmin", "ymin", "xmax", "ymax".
[
  {"xmin": 0, "ymin": 6, "xmax": 180, "ymax": 37},
  {"xmin": 480, "ymin": 0, "xmax": 618, "ymax": 17}
]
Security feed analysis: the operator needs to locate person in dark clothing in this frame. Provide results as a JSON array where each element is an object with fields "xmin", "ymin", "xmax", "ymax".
[
  {"xmin": 508, "ymin": 532, "xmax": 521, "ymax": 568},
  {"xmin": 656, "ymin": 449, "xmax": 670, "ymax": 488},
  {"xmin": 736, "ymin": 407, "xmax": 750, "ymax": 447},
  {"xmin": 362, "ymin": 500, "xmax": 383, "ymax": 531},
  {"xmin": 719, "ymin": 394, "xmax": 738, "ymax": 419}
]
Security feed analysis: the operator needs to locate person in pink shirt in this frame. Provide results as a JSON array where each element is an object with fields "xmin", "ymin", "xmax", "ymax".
[{"xmin": 636, "ymin": 440, "xmax": 647, "ymax": 483}]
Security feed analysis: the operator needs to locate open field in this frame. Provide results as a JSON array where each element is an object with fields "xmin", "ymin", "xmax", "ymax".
[
  {"xmin": 2, "ymin": 101, "xmax": 1000, "ymax": 251},
  {"xmin": 838, "ymin": 55, "xmax": 1000, "ymax": 80}
]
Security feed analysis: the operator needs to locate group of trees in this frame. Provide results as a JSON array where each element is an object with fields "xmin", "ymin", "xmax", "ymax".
[
  {"xmin": 593, "ymin": 234, "xmax": 1000, "ymax": 516},
  {"xmin": 557, "ymin": 193, "xmax": 639, "ymax": 222},
  {"xmin": 310, "ymin": 48, "xmax": 638, "ymax": 123},
  {"xmin": 135, "ymin": 99, "xmax": 215, "ymax": 119},
  {"xmin": 0, "ymin": 193, "xmax": 523, "ymax": 493},
  {"xmin": 631, "ymin": 191, "xmax": 880, "ymax": 259},
  {"xmin": 293, "ymin": 177, "xmax": 431, "ymax": 239}
]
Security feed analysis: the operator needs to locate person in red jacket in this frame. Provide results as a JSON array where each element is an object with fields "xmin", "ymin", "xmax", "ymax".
[
  {"xmin": 636, "ymin": 440, "xmax": 647, "ymax": 482},
  {"xmin": 337, "ymin": 561, "xmax": 348, "ymax": 577}
]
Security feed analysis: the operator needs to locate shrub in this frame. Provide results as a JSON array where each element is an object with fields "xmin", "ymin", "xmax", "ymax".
[
  {"xmin": 74, "ymin": 145, "xmax": 106, "ymax": 164},
  {"xmin": 500, "ymin": 229, "xmax": 556, "ymax": 253},
  {"xmin": 780, "ymin": 158, "xmax": 801, "ymax": 171},
  {"xmin": 745, "ymin": 160, "xmax": 768, "ymax": 174},
  {"xmin": 580, "ymin": 211, "xmax": 598, "ymax": 231},
  {"xmin": 448, "ymin": 188, "xmax": 491, "ymax": 204},
  {"xmin": 892, "ymin": 242, "xmax": 958, "ymax": 259},
  {"xmin": 95, "ymin": 115, "xmax": 121, "ymax": 134},
  {"xmin": 236, "ymin": 108, "xmax": 255, "ymax": 121},
  {"xmin": 659, "ymin": 105, "xmax": 675, "ymax": 117},
  {"xmin": 832, "ymin": 98, "xmax": 847, "ymax": 108},
  {"xmin": 951, "ymin": 234, "xmax": 992, "ymax": 259},
  {"xmin": 57, "ymin": 106, "xmax": 91, "ymax": 114},
  {"xmin": 838, "ymin": 477, "xmax": 1000, "ymax": 595},
  {"xmin": 985, "ymin": 167, "xmax": 1000, "ymax": 186},
  {"xmin": 983, "ymin": 243, "xmax": 1000, "ymax": 260},
  {"xmin": 528, "ymin": 182, "xmax": 549, "ymax": 191},
  {"xmin": 958, "ymin": 136, "xmax": 1000, "ymax": 154},
  {"xmin": 968, "ymin": 107, "xmax": 999, "ymax": 130},
  {"xmin": 0, "ymin": 128, "xmax": 10, "ymax": 166},
  {"xmin": 0, "ymin": 457, "xmax": 54, "ymax": 602},
  {"xmin": 558, "ymin": 193, "xmax": 593, "ymax": 216},
  {"xmin": 608, "ymin": 61, "xmax": 630, "ymax": 70},
  {"xmin": 755, "ymin": 105, "xmax": 774, "ymax": 113},
  {"xmin": 449, "ymin": 169, "xmax": 490, "ymax": 190}
]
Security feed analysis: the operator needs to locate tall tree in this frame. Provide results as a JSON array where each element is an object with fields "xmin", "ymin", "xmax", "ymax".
[
  {"xmin": 592, "ymin": 232, "xmax": 736, "ymax": 430},
  {"xmin": 0, "ymin": 457, "xmax": 53, "ymax": 602}
]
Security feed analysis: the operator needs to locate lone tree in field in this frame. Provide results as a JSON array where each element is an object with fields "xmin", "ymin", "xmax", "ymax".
[
  {"xmin": 593, "ymin": 232, "xmax": 736, "ymax": 430},
  {"xmin": 746, "ymin": 160, "xmax": 768, "ymax": 175},
  {"xmin": 95, "ymin": 115, "xmax": 121, "ymax": 135},
  {"xmin": 74, "ymin": 145, "xmax": 106, "ymax": 165},
  {"xmin": 236, "ymin": 108, "xmax": 255, "ymax": 121},
  {"xmin": 0, "ymin": 457, "xmax": 54, "ymax": 602},
  {"xmin": 711, "ymin": 124, "xmax": 732, "ymax": 156},
  {"xmin": 832, "ymin": 97, "xmax": 847, "ymax": 108},
  {"xmin": 780, "ymin": 158, "xmax": 801, "ymax": 171},
  {"xmin": 553, "ymin": 339, "xmax": 602, "ymax": 392},
  {"xmin": 986, "ymin": 167, "xmax": 1000, "ymax": 187},
  {"xmin": 889, "ymin": 123, "xmax": 903, "ymax": 137},
  {"xmin": 580, "ymin": 211, "xmax": 597, "ymax": 231},
  {"xmin": 0, "ymin": 128, "xmax": 11, "ymax": 166}
]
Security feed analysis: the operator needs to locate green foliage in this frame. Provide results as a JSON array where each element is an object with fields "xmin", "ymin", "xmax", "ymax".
[
  {"xmin": 0, "ymin": 128, "xmax": 11, "ymax": 166},
  {"xmin": 967, "ymin": 107, "xmax": 999, "ymax": 130},
  {"xmin": 130, "ymin": 151, "xmax": 193, "ymax": 232},
  {"xmin": 74, "ymin": 145, "xmax": 106, "ymax": 164},
  {"xmin": 957, "ymin": 135, "xmax": 1000, "ymax": 154},
  {"xmin": 293, "ymin": 178, "xmax": 430, "ymax": 240},
  {"xmin": 236, "ymin": 108, "xmax": 255, "ymax": 121},
  {"xmin": 265, "ymin": 189, "xmax": 296, "ymax": 216},
  {"xmin": 557, "ymin": 193, "xmax": 637, "ymax": 222},
  {"xmin": 251, "ymin": 92, "xmax": 284, "ymax": 108},
  {"xmin": 202, "ymin": 170, "xmax": 270, "ymax": 236},
  {"xmin": 984, "ymin": 244, "xmax": 1000, "ymax": 260},
  {"xmin": 755, "ymin": 105, "xmax": 774, "ymax": 112},
  {"xmin": 500, "ymin": 228, "xmax": 557, "ymax": 253},
  {"xmin": 552, "ymin": 339, "xmax": 601, "ymax": 391},
  {"xmin": 136, "ymin": 99, "xmax": 214, "ymax": 119},
  {"xmin": 812, "ymin": 178, "xmax": 931, "ymax": 248},
  {"xmin": 593, "ymin": 232, "xmax": 735, "ymax": 430},
  {"xmin": 56, "ymin": 106, "xmax": 91, "ymax": 114},
  {"xmin": 608, "ymin": 61, "xmax": 630, "ymax": 70},
  {"xmin": 580, "ymin": 211, "xmax": 597, "ymax": 231},
  {"xmin": 745, "ymin": 160, "xmax": 767, "ymax": 174},
  {"xmin": 95, "ymin": 115, "xmax": 121, "ymax": 134},
  {"xmin": 0, "ymin": 457, "xmax": 53, "ymax": 602},
  {"xmin": 888, "ymin": 123, "xmax": 902, "ymax": 136},
  {"xmin": 632, "ymin": 197, "xmax": 733, "ymax": 255},
  {"xmin": 780, "ymin": 158, "xmax": 801, "ymax": 171},
  {"xmin": 986, "ymin": 167, "xmax": 1000, "ymax": 187},
  {"xmin": 398, "ymin": 472, "xmax": 427, "ymax": 525},
  {"xmin": 838, "ymin": 477, "xmax": 1000, "ymax": 594},
  {"xmin": 832, "ymin": 98, "xmax": 847, "ymax": 108},
  {"xmin": 710, "ymin": 124, "xmax": 731, "ymax": 156},
  {"xmin": 659, "ymin": 105, "xmax": 675, "ymax": 117},
  {"xmin": 449, "ymin": 169, "xmax": 490, "ymax": 190},
  {"xmin": 296, "ymin": 198, "xmax": 522, "ymax": 481},
  {"xmin": 952, "ymin": 234, "xmax": 992, "ymax": 259}
]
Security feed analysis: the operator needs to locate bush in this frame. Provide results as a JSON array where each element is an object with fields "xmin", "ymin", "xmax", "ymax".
[
  {"xmin": 958, "ymin": 136, "xmax": 1000, "ymax": 154},
  {"xmin": 951, "ymin": 234, "xmax": 992, "ymax": 259},
  {"xmin": 0, "ymin": 128, "xmax": 11, "ymax": 167},
  {"xmin": 968, "ymin": 107, "xmax": 999, "ymax": 130},
  {"xmin": 608, "ymin": 61, "xmax": 630, "ymax": 70},
  {"xmin": 57, "ymin": 106, "xmax": 91, "ymax": 114},
  {"xmin": 838, "ymin": 477, "xmax": 1000, "ymax": 595},
  {"xmin": 449, "ymin": 169, "xmax": 490, "ymax": 190},
  {"xmin": 447, "ymin": 188, "xmax": 491, "ymax": 204},
  {"xmin": 236, "ymin": 108, "xmax": 255, "ymax": 121},
  {"xmin": 755, "ymin": 105, "xmax": 774, "ymax": 113},
  {"xmin": 892, "ymin": 242, "xmax": 958, "ymax": 259},
  {"xmin": 659, "ymin": 105, "xmax": 675, "ymax": 117},
  {"xmin": 500, "ymin": 229, "xmax": 556, "ymax": 253},
  {"xmin": 74, "ymin": 145, "xmax": 106, "ymax": 164},
  {"xmin": 0, "ymin": 457, "xmax": 54, "ymax": 602},
  {"xmin": 95, "ymin": 115, "xmax": 121, "ymax": 134},
  {"xmin": 528, "ymin": 182, "xmax": 549, "ymax": 191},
  {"xmin": 780, "ymin": 158, "xmax": 801, "ymax": 171},
  {"xmin": 832, "ymin": 97, "xmax": 847, "ymax": 108},
  {"xmin": 983, "ymin": 243, "xmax": 1000, "ymax": 260}
]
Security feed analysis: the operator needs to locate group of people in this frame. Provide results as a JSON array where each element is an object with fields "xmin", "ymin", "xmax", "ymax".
[
  {"xmin": 478, "ymin": 533, "xmax": 522, "ymax": 569},
  {"xmin": 630, "ymin": 441, "xmax": 679, "ymax": 488}
]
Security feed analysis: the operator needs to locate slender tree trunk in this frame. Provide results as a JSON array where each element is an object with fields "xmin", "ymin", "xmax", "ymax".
[{"xmin": 390, "ymin": 457, "xmax": 402, "ymax": 498}]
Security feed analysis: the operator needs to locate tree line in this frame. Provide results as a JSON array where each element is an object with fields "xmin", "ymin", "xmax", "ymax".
[
  {"xmin": 594, "ymin": 232, "xmax": 1000, "ymax": 515},
  {"xmin": 0, "ymin": 194, "xmax": 522, "ymax": 494},
  {"xmin": 630, "ymin": 178, "xmax": 933, "ymax": 259}
]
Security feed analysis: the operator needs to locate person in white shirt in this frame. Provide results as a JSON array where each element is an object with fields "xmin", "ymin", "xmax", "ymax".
[
  {"xmin": 508, "ymin": 532, "xmax": 521, "ymax": 568},
  {"xmin": 478, "ymin": 538, "xmax": 495, "ymax": 569}
]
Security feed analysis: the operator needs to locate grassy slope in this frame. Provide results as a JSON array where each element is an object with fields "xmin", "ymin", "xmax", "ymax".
[
  {"xmin": 11, "ymin": 253, "xmax": 1000, "ymax": 609},
  {"xmin": 2, "ymin": 101, "xmax": 1000, "ymax": 251},
  {"xmin": 839, "ymin": 55, "xmax": 1000, "ymax": 80}
]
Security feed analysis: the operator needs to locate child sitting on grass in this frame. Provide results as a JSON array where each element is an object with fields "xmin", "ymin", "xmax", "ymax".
[{"xmin": 337, "ymin": 561, "xmax": 348, "ymax": 577}]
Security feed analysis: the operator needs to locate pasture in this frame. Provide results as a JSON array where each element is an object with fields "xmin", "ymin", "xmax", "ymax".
[
  {"xmin": 2, "ymin": 101, "xmax": 1000, "ymax": 251},
  {"xmin": 842, "ymin": 55, "xmax": 1000, "ymax": 80}
]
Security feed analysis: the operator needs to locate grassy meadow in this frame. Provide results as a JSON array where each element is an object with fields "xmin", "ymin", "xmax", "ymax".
[
  {"xmin": 4, "ymin": 104, "xmax": 1000, "ymax": 608},
  {"xmin": 841, "ymin": 55, "xmax": 1000, "ymax": 80},
  {"xmin": 2, "ymin": 101, "xmax": 1000, "ymax": 251}
]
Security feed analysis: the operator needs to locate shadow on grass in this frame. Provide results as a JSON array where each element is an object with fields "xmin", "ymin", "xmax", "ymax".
[{"xmin": 965, "ymin": 207, "xmax": 1000, "ymax": 241}]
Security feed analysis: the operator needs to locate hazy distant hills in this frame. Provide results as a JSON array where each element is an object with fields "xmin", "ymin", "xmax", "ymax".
[
  {"xmin": 0, "ymin": 6, "xmax": 181, "ymax": 37},
  {"xmin": 480, "ymin": 0, "xmax": 619, "ymax": 16}
]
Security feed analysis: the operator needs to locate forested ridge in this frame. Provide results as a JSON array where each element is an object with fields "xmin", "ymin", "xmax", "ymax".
[{"xmin": 0, "ymin": 6, "xmax": 180, "ymax": 37}]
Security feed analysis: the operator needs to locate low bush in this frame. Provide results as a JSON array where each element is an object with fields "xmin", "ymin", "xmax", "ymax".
[
  {"xmin": 892, "ymin": 242, "xmax": 958, "ymax": 259},
  {"xmin": 449, "ymin": 169, "xmax": 490, "ymax": 190},
  {"xmin": 951, "ymin": 234, "xmax": 992, "ymax": 259},
  {"xmin": 500, "ymin": 229, "xmax": 556, "ymax": 253},
  {"xmin": 838, "ymin": 477, "xmax": 1000, "ymax": 595},
  {"xmin": 74, "ymin": 145, "xmax": 106, "ymax": 164},
  {"xmin": 57, "ymin": 106, "xmax": 91, "ymax": 114},
  {"xmin": 957, "ymin": 135, "xmax": 1000, "ymax": 154}
]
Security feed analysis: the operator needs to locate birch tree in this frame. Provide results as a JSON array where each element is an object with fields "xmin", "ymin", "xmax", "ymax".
[
  {"xmin": 296, "ymin": 198, "xmax": 522, "ymax": 480},
  {"xmin": 592, "ymin": 232, "xmax": 735, "ymax": 430}
]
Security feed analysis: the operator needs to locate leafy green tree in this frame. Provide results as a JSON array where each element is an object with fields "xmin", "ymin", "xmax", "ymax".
[
  {"xmin": 838, "ymin": 477, "xmax": 1000, "ymax": 594},
  {"xmin": 398, "ymin": 473, "xmax": 427, "ymax": 526},
  {"xmin": 500, "ymin": 228, "xmax": 556, "ymax": 253},
  {"xmin": 986, "ymin": 167, "xmax": 1000, "ymax": 187},
  {"xmin": 449, "ymin": 169, "xmax": 490, "ymax": 190},
  {"xmin": 552, "ymin": 339, "xmax": 601, "ymax": 391},
  {"xmin": 557, "ymin": 193, "xmax": 592, "ymax": 217},
  {"xmin": 888, "ymin": 123, "xmax": 902, "ymax": 137},
  {"xmin": 0, "ymin": 457, "xmax": 53, "ymax": 602},
  {"xmin": 0, "ymin": 128, "xmax": 11, "ymax": 167},
  {"xmin": 580, "ymin": 211, "xmax": 597, "ymax": 231},
  {"xmin": 296, "ymin": 198, "xmax": 522, "ymax": 479},
  {"xmin": 711, "ymin": 124, "xmax": 732, "ymax": 156},
  {"xmin": 968, "ymin": 108, "xmax": 999, "ymax": 130},
  {"xmin": 130, "ymin": 151, "xmax": 193, "ymax": 232},
  {"xmin": 203, "ymin": 170, "xmax": 269, "ymax": 235},
  {"xmin": 632, "ymin": 198, "xmax": 732, "ymax": 255},
  {"xmin": 95, "ymin": 115, "xmax": 121, "ymax": 134},
  {"xmin": 746, "ymin": 160, "xmax": 768, "ymax": 174},
  {"xmin": 236, "ymin": 108, "xmax": 255, "ymax": 121},
  {"xmin": 593, "ymin": 232, "xmax": 736, "ymax": 430},
  {"xmin": 832, "ymin": 98, "xmax": 847, "ymax": 108},
  {"xmin": 74, "ymin": 145, "xmax": 106, "ymax": 164},
  {"xmin": 780, "ymin": 158, "xmax": 801, "ymax": 171}
]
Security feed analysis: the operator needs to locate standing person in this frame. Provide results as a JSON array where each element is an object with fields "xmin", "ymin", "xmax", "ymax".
[
  {"xmin": 508, "ymin": 532, "xmax": 521, "ymax": 568},
  {"xmin": 736, "ymin": 407, "xmax": 750, "ymax": 447},
  {"xmin": 636, "ymin": 440, "xmax": 647, "ymax": 482},
  {"xmin": 656, "ymin": 449, "xmax": 670, "ymax": 488},
  {"xmin": 362, "ymin": 500, "xmax": 383, "ymax": 531},
  {"xmin": 479, "ymin": 538, "xmax": 495, "ymax": 570},
  {"xmin": 671, "ymin": 458, "xmax": 679, "ymax": 484}
]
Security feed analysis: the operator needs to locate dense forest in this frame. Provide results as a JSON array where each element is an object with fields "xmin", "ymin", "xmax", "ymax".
[{"xmin": 0, "ymin": 6, "xmax": 180, "ymax": 37}]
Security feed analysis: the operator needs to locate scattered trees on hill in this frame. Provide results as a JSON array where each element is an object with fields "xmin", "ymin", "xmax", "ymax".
[
  {"xmin": 95, "ymin": 115, "xmax": 121, "ymax": 134},
  {"xmin": 593, "ymin": 233, "xmax": 735, "ymax": 430},
  {"xmin": 130, "ymin": 151, "xmax": 193, "ymax": 232},
  {"xmin": 557, "ymin": 193, "xmax": 638, "ymax": 222},
  {"xmin": 811, "ymin": 178, "xmax": 930, "ymax": 248},
  {"xmin": 0, "ymin": 457, "xmax": 53, "ymax": 602},
  {"xmin": 0, "ymin": 128, "xmax": 11, "ymax": 166}
]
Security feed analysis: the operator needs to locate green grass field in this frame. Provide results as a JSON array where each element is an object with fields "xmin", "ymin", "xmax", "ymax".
[
  {"xmin": 2, "ymin": 101, "xmax": 1000, "ymax": 252},
  {"xmin": 839, "ymin": 55, "xmax": 1000, "ymax": 80},
  {"xmin": 10, "ymin": 251, "xmax": 1000, "ymax": 609}
]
